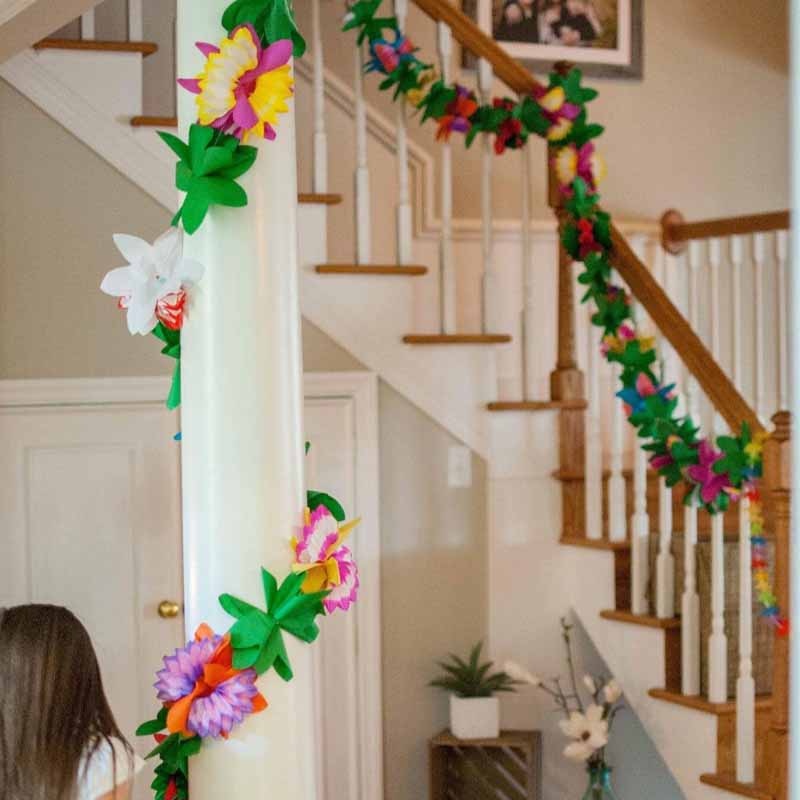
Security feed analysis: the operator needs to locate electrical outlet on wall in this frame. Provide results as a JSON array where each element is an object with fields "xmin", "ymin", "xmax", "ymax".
[{"xmin": 447, "ymin": 445, "xmax": 472, "ymax": 488}]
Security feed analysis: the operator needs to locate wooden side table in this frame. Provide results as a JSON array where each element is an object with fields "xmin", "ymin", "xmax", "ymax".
[{"xmin": 429, "ymin": 729, "xmax": 542, "ymax": 799}]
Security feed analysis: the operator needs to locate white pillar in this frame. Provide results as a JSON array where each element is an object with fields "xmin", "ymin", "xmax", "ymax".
[{"xmin": 177, "ymin": 4, "xmax": 316, "ymax": 800}]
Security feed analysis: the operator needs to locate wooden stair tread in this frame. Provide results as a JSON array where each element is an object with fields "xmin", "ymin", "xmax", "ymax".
[
  {"xmin": 559, "ymin": 536, "xmax": 630, "ymax": 551},
  {"xmin": 487, "ymin": 400, "xmax": 588, "ymax": 412},
  {"xmin": 403, "ymin": 334, "xmax": 512, "ymax": 345},
  {"xmin": 599, "ymin": 609, "xmax": 681, "ymax": 629},
  {"xmin": 130, "ymin": 115, "xmax": 178, "ymax": 127},
  {"xmin": 35, "ymin": 38, "xmax": 158, "ymax": 56},
  {"xmin": 648, "ymin": 688, "xmax": 773, "ymax": 716},
  {"xmin": 699, "ymin": 773, "xmax": 774, "ymax": 800},
  {"xmin": 316, "ymin": 264, "xmax": 426, "ymax": 275},
  {"xmin": 298, "ymin": 193, "xmax": 343, "ymax": 206}
]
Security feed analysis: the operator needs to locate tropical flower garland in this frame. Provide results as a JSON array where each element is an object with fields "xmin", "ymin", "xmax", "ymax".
[
  {"xmin": 344, "ymin": 0, "xmax": 787, "ymax": 634},
  {"xmin": 137, "ymin": 493, "xmax": 360, "ymax": 800}
]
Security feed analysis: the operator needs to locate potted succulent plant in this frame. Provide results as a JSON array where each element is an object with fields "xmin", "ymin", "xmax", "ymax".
[{"xmin": 429, "ymin": 642, "xmax": 518, "ymax": 739}]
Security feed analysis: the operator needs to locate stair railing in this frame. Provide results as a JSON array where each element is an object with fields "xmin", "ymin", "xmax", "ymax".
[{"xmin": 352, "ymin": 2, "xmax": 790, "ymax": 792}]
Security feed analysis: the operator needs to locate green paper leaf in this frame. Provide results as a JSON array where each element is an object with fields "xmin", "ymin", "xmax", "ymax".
[
  {"xmin": 136, "ymin": 706, "xmax": 168, "ymax": 736},
  {"xmin": 166, "ymin": 360, "xmax": 181, "ymax": 411},
  {"xmin": 158, "ymin": 131, "xmax": 190, "ymax": 162},
  {"xmin": 219, "ymin": 592, "xmax": 259, "ymax": 619},
  {"xmin": 204, "ymin": 176, "xmax": 248, "ymax": 207},
  {"xmin": 230, "ymin": 609, "xmax": 274, "ymax": 648},
  {"xmin": 232, "ymin": 644, "xmax": 262, "ymax": 669},
  {"xmin": 307, "ymin": 490, "xmax": 346, "ymax": 522},
  {"xmin": 262, "ymin": 567, "xmax": 278, "ymax": 608}
]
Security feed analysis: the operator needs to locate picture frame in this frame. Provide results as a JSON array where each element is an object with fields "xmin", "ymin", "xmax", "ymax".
[{"xmin": 463, "ymin": 0, "xmax": 643, "ymax": 79}]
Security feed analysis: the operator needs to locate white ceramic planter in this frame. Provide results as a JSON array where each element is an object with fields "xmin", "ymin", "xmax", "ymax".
[{"xmin": 449, "ymin": 696, "xmax": 500, "ymax": 739}]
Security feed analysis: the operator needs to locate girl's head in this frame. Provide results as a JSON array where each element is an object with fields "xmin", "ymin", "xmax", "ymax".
[
  {"xmin": 503, "ymin": 1, "xmax": 523, "ymax": 23},
  {"xmin": 0, "ymin": 604, "xmax": 128, "ymax": 800}
]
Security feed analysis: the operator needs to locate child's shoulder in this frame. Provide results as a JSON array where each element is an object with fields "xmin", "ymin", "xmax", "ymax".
[{"xmin": 78, "ymin": 737, "xmax": 145, "ymax": 800}]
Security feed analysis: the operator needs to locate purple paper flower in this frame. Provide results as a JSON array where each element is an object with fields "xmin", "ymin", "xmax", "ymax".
[
  {"xmin": 154, "ymin": 624, "xmax": 267, "ymax": 739},
  {"xmin": 686, "ymin": 440, "xmax": 730, "ymax": 504}
]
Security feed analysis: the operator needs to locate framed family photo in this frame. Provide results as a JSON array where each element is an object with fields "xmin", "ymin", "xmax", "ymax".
[{"xmin": 465, "ymin": 0, "xmax": 643, "ymax": 78}]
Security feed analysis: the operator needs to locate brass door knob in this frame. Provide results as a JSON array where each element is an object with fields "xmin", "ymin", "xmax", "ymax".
[{"xmin": 158, "ymin": 600, "xmax": 181, "ymax": 619}]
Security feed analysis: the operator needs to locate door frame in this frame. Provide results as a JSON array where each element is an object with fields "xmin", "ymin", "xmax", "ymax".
[{"xmin": 0, "ymin": 371, "xmax": 384, "ymax": 800}]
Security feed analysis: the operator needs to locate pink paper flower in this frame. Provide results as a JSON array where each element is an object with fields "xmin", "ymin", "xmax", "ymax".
[
  {"xmin": 178, "ymin": 25, "xmax": 293, "ymax": 142},
  {"xmin": 292, "ymin": 506, "xmax": 360, "ymax": 613},
  {"xmin": 686, "ymin": 440, "xmax": 730, "ymax": 504}
]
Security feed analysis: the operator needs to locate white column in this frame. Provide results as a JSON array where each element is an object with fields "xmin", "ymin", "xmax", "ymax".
[
  {"xmin": 128, "ymin": 0, "xmax": 144, "ymax": 40},
  {"xmin": 708, "ymin": 512, "xmax": 728, "ymax": 703},
  {"xmin": 478, "ymin": 58, "xmax": 496, "ymax": 332},
  {"xmin": 607, "ymin": 271, "xmax": 626, "ymax": 543},
  {"xmin": 81, "ymin": 9, "xmax": 96, "ymax": 39},
  {"xmin": 354, "ymin": 41, "xmax": 371, "ymax": 264},
  {"xmin": 736, "ymin": 498, "xmax": 755, "ymax": 783},
  {"xmin": 437, "ymin": 22, "xmax": 455, "ymax": 333},
  {"xmin": 177, "ymin": 3, "xmax": 316, "ymax": 799},
  {"xmin": 776, "ymin": 230, "xmax": 789, "ymax": 410},
  {"xmin": 752, "ymin": 233, "xmax": 766, "ymax": 422},
  {"xmin": 311, "ymin": 0, "xmax": 328, "ymax": 194}
]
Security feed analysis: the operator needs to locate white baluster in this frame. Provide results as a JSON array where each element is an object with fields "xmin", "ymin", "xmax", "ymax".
[
  {"xmin": 653, "ymin": 244, "xmax": 675, "ymax": 619},
  {"xmin": 776, "ymin": 230, "xmax": 789, "ymax": 410},
  {"xmin": 655, "ymin": 477, "xmax": 675, "ymax": 618},
  {"xmin": 752, "ymin": 233, "xmax": 766, "ymax": 422},
  {"xmin": 586, "ymin": 301, "xmax": 602, "ymax": 540},
  {"xmin": 628, "ymin": 276, "xmax": 650, "ymax": 614},
  {"xmin": 736, "ymin": 497, "xmax": 755, "ymax": 782},
  {"xmin": 708, "ymin": 511, "xmax": 728, "ymax": 702},
  {"xmin": 354, "ymin": 41, "xmax": 371, "ymax": 264},
  {"xmin": 519, "ymin": 143, "xmax": 533, "ymax": 397},
  {"xmin": 128, "ymin": 0, "xmax": 143, "ymax": 40},
  {"xmin": 607, "ymin": 271, "xmax": 626, "ymax": 543},
  {"xmin": 81, "ymin": 10, "xmax": 96, "ymax": 39},
  {"xmin": 437, "ymin": 22, "xmax": 456, "ymax": 333},
  {"xmin": 709, "ymin": 238, "xmax": 725, "ymax": 435},
  {"xmin": 730, "ymin": 236, "xmax": 743, "ymax": 390},
  {"xmin": 631, "ymin": 435, "xmax": 650, "ymax": 615},
  {"xmin": 478, "ymin": 58, "xmax": 496, "ymax": 332},
  {"xmin": 312, "ymin": 0, "xmax": 328, "ymax": 194},
  {"xmin": 681, "ymin": 500, "xmax": 700, "ymax": 694},
  {"xmin": 392, "ymin": 0, "xmax": 412, "ymax": 265},
  {"xmin": 682, "ymin": 242, "xmax": 702, "ymax": 693}
]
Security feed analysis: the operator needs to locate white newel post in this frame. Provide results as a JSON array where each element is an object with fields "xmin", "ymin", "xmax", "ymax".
[{"xmin": 177, "ymin": 3, "xmax": 317, "ymax": 799}]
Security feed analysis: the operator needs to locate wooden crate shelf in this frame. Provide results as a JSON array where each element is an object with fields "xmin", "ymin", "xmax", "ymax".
[{"xmin": 429, "ymin": 729, "xmax": 542, "ymax": 800}]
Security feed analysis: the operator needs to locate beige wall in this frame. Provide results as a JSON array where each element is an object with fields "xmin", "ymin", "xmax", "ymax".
[{"xmin": 0, "ymin": 78, "xmax": 488, "ymax": 800}]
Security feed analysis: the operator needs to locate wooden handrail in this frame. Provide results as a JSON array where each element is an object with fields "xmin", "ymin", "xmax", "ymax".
[
  {"xmin": 661, "ymin": 208, "xmax": 790, "ymax": 254},
  {"xmin": 410, "ymin": 0, "xmax": 544, "ymax": 94},
  {"xmin": 609, "ymin": 224, "xmax": 764, "ymax": 435}
]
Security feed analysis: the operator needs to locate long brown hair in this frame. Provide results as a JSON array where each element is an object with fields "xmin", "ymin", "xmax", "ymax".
[{"xmin": 0, "ymin": 604, "xmax": 132, "ymax": 800}]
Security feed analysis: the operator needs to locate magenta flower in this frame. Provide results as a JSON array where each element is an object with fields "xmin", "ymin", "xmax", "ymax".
[
  {"xmin": 650, "ymin": 452, "xmax": 674, "ymax": 471},
  {"xmin": 686, "ymin": 440, "xmax": 730, "ymax": 504}
]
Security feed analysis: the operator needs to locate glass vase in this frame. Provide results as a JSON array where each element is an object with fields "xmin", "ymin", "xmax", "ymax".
[{"xmin": 581, "ymin": 762, "xmax": 619, "ymax": 800}]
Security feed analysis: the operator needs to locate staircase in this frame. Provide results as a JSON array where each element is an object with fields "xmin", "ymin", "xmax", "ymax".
[{"xmin": 0, "ymin": 1, "xmax": 790, "ymax": 798}]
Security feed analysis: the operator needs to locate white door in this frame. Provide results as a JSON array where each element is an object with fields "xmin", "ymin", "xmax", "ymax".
[{"xmin": 0, "ymin": 374, "xmax": 381, "ymax": 800}]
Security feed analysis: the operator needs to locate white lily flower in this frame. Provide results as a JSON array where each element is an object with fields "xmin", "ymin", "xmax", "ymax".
[
  {"xmin": 583, "ymin": 675, "xmax": 597, "ymax": 694},
  {"xmin": 603, "ymin": 679, "xmax": 622, "ymax": 704},
  {"xmin": 559, "ymin": 704, "xmax": 608, "ymax": 762},
  {"xmin": 503, "ymin": 660, "xmax": 541, "ymax": 687},
  {"xmin": 101, "ymin": 227, "xmax": 204, "ymax": 335}
]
